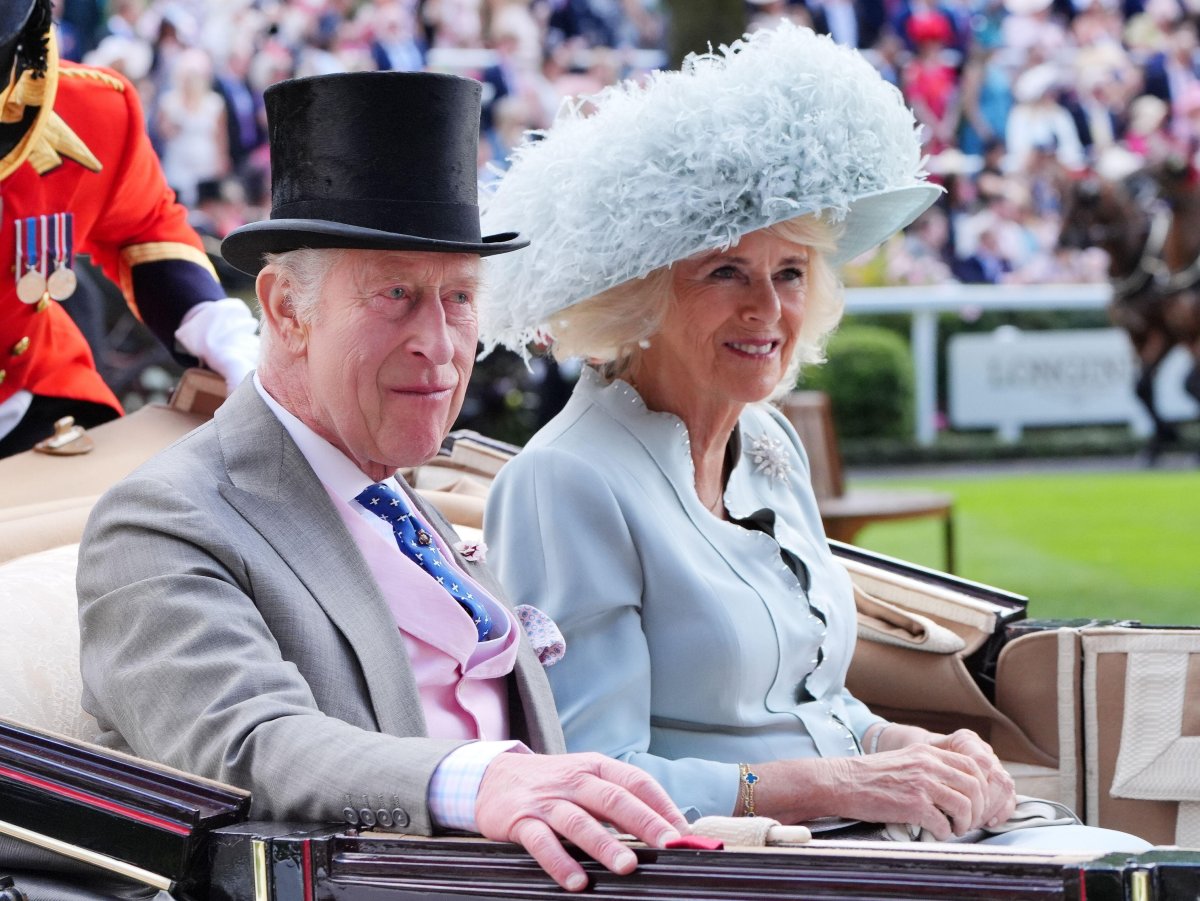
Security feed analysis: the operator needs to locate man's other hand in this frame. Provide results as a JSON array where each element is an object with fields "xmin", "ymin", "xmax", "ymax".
[{"xmin": 475, "ymin": 751, "xmax": 687, "ymax": 892}]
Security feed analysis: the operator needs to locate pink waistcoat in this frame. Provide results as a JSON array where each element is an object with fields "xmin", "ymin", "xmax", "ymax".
[{"xmin": 329, "ymin": 489, "xmax": 518, "ymax": 741}]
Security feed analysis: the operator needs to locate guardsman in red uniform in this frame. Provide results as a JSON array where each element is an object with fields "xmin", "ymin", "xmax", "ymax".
[{"xmin": 0, "ymin": 0, "xmax": 259, "ymax": 456}]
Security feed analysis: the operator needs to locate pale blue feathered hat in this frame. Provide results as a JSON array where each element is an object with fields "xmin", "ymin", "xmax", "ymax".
[{"xmin": 479, "ymin": 21, "xmax": 941, "ymax": 353}]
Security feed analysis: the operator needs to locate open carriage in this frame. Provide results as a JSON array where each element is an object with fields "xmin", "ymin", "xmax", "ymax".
[{"xmin": 0, "ymin": 370, "xmax": 1197, "ymax": 899}]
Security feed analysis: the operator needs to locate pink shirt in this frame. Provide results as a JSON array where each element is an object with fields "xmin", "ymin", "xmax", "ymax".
[
  {"xmin": 252, "ymin": 376, "xmax": 517, "ymax": 742},
  {"xmin": 331, "ymin": 488, "xmax": 518, "ymax": 740}
]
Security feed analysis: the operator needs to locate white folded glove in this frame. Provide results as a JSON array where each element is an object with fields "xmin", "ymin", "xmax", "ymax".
[
  {"xmin": 174, "ymin": 298, "xmax": 260, "ymax": 393},
  {"xmin": 882, "ymin": 796, "xmax": 1081, "ymax": 843}
]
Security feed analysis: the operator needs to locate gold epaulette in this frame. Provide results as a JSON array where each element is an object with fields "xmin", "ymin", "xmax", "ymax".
[{"xmin": 60, "ymin": 67, "xmax": 126, "ymax": 94}]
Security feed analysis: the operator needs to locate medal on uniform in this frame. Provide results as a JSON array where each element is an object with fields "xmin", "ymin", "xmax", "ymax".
[
  {"xmin": 46, "ymin": 213, "xmax": 76, "ymax": 300},
  {"xmin": 14, "ymin": 217, "xmax": 47, "ymax": 304}
]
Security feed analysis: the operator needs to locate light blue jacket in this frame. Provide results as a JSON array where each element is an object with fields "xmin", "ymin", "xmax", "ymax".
[{"xmin": 485, "ymin": 368, "xmax": 883, "ymax": 819}]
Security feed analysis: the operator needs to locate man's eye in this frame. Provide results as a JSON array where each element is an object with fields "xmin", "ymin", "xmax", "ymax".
[
  {"xmin": 448, "ymin": 291, "xmax": 471, "ymax": 305},
  {"xmin": 384, "ymin": 286, "xmax": 408, "ymax": 300}
]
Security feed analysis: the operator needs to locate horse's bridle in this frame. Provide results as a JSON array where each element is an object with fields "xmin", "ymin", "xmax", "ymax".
[{"xmin": 1110, "ymin": 208, "xmax": 1170, "ymax": 301}]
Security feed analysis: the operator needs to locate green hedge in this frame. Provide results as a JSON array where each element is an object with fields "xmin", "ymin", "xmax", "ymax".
[{"xmin": 799, "ymin": 324, "xmax": 914, "ymax": 440}]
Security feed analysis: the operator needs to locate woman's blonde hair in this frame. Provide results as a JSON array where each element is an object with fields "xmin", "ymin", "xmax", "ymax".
[{"xmin": 546, "ymin": 215, "xmax": 845, "ymax": 395}]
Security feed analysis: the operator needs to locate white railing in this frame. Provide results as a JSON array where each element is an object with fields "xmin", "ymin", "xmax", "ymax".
[{"xmin": 842, "ymin": 283, "xmax": 1111, "ymax": 445}]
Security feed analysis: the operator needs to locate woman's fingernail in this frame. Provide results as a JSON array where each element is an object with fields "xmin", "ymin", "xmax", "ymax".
[{"xmin": 614, "ymin": 849, "xmax": 637, "ymax": 872}]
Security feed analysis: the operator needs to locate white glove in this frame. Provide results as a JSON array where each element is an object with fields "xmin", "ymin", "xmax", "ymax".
[{"xmin": 174, "ymin": 298, "xmax": 260, "ymax": 393}]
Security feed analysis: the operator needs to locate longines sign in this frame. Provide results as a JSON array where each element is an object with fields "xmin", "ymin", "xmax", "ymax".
[{"xmin": 948, "ymin": 328, "xmax": 1198, "ymax": 441}]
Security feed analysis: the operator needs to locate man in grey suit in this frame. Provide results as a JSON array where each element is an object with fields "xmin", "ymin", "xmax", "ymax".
[{"xmin": 77, "ymin": 70, "xmax": 685, "ymax": 894}]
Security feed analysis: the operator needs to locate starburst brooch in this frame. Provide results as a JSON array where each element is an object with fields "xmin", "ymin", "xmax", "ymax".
[{"xmin": 746, "ymin": 433, "xmax": 792, "ymax": 485}]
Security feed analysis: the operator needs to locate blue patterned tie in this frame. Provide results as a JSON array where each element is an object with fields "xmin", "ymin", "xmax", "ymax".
[{"xmin": 355, "ymin": 482, "xmax": 492, "ymax": 641}]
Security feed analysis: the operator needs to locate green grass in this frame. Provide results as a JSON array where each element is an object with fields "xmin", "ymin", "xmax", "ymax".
[{"xmin": 849, "ymin": 469, "xmax": 1200, "ymax": 625}]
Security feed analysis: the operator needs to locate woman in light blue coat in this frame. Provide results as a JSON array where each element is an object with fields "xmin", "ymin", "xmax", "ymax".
[{"xmin": 480, "ymin": 22, "xmax": 1148, "ymax": 852}]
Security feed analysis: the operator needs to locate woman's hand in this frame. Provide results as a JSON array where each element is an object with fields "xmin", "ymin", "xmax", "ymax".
[
  {"xmin": 924, "ymin": 729, "xmax": 1017, "ymax": 827},
  {"xmin": 750, "ymin": 740, "xmax": 1002, "ymax": 839},
  {"xmin": 866, "ymin": 723, "xmax": 1017, "ymax": 829}
]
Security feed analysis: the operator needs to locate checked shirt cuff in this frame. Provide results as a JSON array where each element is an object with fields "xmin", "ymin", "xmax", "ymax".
[{"xmin": 428, "ymin": 740, "xmax": 531, "ymax": 833}]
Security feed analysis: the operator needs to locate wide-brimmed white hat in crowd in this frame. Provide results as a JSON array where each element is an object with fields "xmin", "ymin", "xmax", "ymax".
[{"xmin": 478, "ymin": 21, "xmax": 941, "ymax": 354}]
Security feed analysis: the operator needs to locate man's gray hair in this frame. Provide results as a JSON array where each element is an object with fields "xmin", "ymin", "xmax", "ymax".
[{"xmin": 257, "ymin": 248, "xmax": 345, "ymax": 362}]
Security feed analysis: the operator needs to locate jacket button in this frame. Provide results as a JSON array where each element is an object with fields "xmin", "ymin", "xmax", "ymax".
[
  {"xmin": 375, "ymin": 808, "xmax": 393, "ymax": 828},
  {"xmin": 342, "ymin": 806, "xmax": 359, "ymax": 825},
  {"xmin": 391, "ymin": 808, "xmax": 409, "ymax": 829},
  {"xmin": 359, "ymin": 808, "xmax": 376, "ymax": 827},
  {"xmin": 11, "ymin": 337, "xmax": 29, "ymax": 356},
  {"xmin": 0, "ymin": 370, "xmax": 6, "ymax": 386}
]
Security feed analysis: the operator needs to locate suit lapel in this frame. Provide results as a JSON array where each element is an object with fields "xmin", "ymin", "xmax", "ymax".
[{"xmin": 213, "ymin": 384, "xmax": 427, "ymax": 738}]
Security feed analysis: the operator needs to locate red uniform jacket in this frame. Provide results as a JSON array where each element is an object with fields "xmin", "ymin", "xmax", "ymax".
[{"xmin": 0, "ymin": 39, "xmax": 224, "ymax": 412}]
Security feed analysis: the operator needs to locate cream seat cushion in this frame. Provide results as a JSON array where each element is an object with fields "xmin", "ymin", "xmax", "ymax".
[{"xmin": 0, "ymin": 543, "xmax": 99, "ymax": 742}]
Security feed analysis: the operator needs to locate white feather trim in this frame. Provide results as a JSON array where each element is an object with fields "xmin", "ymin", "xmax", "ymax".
[{"xmin": 479, "ymin": 21, "xmax": 939, "ymax": 354}]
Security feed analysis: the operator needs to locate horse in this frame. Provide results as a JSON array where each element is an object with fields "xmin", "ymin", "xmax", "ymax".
[{"xmin": 1058, "ymin": 165, "xmax": 1200, "ymax": 461}]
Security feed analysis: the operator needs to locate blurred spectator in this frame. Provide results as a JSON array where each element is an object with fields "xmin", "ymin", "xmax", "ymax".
[
  {"xmin": 483, "ymin": 92, "xmax": 544, "ymax": 177},
  {"xmin": 480, "ymin": 4, "xmax": 551, "ymax": 130},
  {"xmin": 1004, "ymin": 62, "xmax": 1086, "ymax": 173},
  {"xmin": 1064, "ymin": 44, "xmax": 1136, "ymax": 159},
  {"xmin": 888, "ymin": 205, "xmax": 958, "ymax": 283},
  {"xmin": 902, "ymin": 10, "xmax": 961, "ymax": 152},
  {"xmin": 212, "ymin": 38, "xmax": 266, "ymax": 185},
  {"xmin": 1123, "ymin": 93, "xmax": 1175, "ymax": 160},
  {"xmin": 955, "ymin": 225, "xmax": 1014, "ymax": 282},
  {"xmin": 82, "ymin": 31, "xmax": 153, "ymax": 83},
  {"xmin": 422, "ymin": 0, "xmax": 485, "ymax": 49},
  {"xmin": 156, "ymin": 46, "xmax": 230, "ymax": 207},
  {"xmin": 957, "ymin": 38, "xmax": 1013, "ymax": 154},
  {"xmin": 1000, "ymin": 0, "xmax": 1069, "ymax": 65},
  {"xmin": 806, "ymin": 0, "xmax": 887, "ymax": 47},
  {"xmin": 369, "ymin": 0, "xmax": 427, "ymax": 70},
  {"xmin": 1175, "ymin": 81, "xmax": 1200, "ymax": 152},
  {"xmin": 1142, "ymin": 19, "xmax": 1200, "ymax": 138},
  {"xmin": 1124, "ymin": 0, "xmax": 1184, "ymax": 55},
  {"xmin": 144, "ymin": 4, "xmax": 198, "ymax": 103},
  {"xmin": 60, "ymin": 0, "xmax": 104, "ymax": 57},
  {"xmin": 189, "ymin": 178, "xmax": 249, "ymax": 242}
]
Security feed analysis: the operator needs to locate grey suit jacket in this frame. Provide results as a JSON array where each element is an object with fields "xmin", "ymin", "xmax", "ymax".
[{"xmin": 77, "ymin": 380, "xmax": 565, "ymax": 834}]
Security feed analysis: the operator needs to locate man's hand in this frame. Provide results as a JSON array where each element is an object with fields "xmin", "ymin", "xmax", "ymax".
[{"xmin": 474, "ymin": 752, "xmax": 687, "ymax": 892}]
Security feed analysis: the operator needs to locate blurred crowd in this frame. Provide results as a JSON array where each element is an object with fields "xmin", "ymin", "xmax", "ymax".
[{"xmin": 52, "ymin": 0, "xmax": 1200, "ymax": 288}]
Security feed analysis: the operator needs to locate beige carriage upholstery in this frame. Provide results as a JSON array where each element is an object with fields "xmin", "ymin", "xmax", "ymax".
[
  {"xmin": 820, "ymin": 558, "xmax": 1200, "ymax": 848},
  {"xmin": 1, "ymin": 377, "xmax": 1197, "ymax": 847},
  {"xmin": 1081, "ymin": 626, "xmax": 1200, "ymax": 847}
]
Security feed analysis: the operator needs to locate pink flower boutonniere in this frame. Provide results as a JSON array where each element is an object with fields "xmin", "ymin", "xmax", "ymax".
[{"xmin": 454, "ymin": 540, "xmax": 488, "ymax": 563}]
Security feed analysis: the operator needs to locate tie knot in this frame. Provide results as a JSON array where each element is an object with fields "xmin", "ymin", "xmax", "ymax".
[{"xmin": 355, "ymin": 482, "xmax": 411, "ymax": 524}]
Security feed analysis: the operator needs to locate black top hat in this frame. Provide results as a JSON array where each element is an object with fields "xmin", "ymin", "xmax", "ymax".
[
  {"xmin": 221, "ymin": 71, "xmax": 527, "ymax": 276},
  {"xmin": 0, "ymin": 0, "xmax": 35, "ymax": 45},
  {"xmin": 1, "ymin": 0, "xmax": 36, "ymax": 69}
]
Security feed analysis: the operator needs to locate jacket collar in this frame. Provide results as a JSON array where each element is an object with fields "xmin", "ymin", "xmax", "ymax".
[{"xmin": 0, "ymin": 30, "xmax": 101, "ymax": 179}]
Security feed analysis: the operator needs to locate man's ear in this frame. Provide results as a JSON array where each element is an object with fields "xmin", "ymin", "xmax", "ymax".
[{"xmin": 257, "ymin": 267, "xmax": 308, "ymax": 354}]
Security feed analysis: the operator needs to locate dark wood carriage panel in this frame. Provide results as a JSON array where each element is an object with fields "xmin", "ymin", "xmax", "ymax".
[{"xmin": 217, "ymin": 828, "xmax": 1175, "ymax": 901}]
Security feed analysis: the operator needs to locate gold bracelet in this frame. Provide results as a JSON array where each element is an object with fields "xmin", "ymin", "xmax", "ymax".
[{"xmin": 738, "ymin": 763, "xmax": 759, "ymax": 817}]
